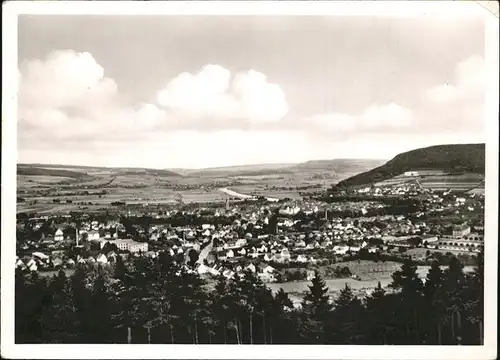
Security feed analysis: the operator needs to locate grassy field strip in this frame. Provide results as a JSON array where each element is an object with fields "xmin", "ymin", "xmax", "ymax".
[{"xmin": 267, "ymin": 265, "xmax": 475, "ymax": 296}]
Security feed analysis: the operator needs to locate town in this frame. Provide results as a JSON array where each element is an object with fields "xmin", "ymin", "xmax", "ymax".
[{"xmin": 16, "ymin": 178, "xmax": 484, "ymax": 296}]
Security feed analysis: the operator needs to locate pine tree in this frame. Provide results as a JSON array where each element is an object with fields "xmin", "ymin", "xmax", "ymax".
[
  {"xmin": 462, "ymin": 250, "xmax": 484, "ymax": 344},
  {"xmin": 114, "ymin": 254, "xmax": 126, "ymax": 280},
  {"xmin": 40, "ymin": 270, "xmax": 79, "ymax": 343},
  {"xmin": 370, "ymin": 281, "xmax": 386, "ymax": 300},
  {"xmin": 212, "ymin": 276, "xmax": 230, "ymax": 344},
  {"xmin": 256, "ymin": 287, "xmax": 274, "ymax": 344},
  {"xmin": 301, "ymin": 272, "xmax": 332, "ymax": 343},
  {"xmin": 424, "ymin": 261, "xmax": 444, "ymax": 298},
  {"xmin": 390, "ymin": 257, "xmax": 423, "ymax": 295},
  {"xmin": 365, "ymin": 282, "xmax": 391, "ymax": 344},
  {"xmin": 15, "ymin": 268, "xmax": 47, "ymax": 343},
  {"xmin": 267, "ymin": 288, "xmax": 294, "ymax": 344},
  {"xmin": 389, "ymin": 258, "xmax": 424, "ymax": 344},
  {"xmin": 238, "ymin": 270, "xmax": 266, "ymax": 344},
  {"xmin": 87, "ymin": 271, "xmax": 113, "ymax": 343},
  {"xmin": 302, "ymin": 272, "xmax": 332, "ymax": 317},
  {"xmin": 442, "ymin": 256, "xmax": 466, "ymax": 344},
  {"xmin": 275, "ymin": 288, "xmax": 293, "ymax": 310},
  {"xmin": 329, "ymin": 284, "xmax": 365, "ymax": 344},
  {"xmin": 423, "ymin": 261, "xmax": 445, "ymax": 344}
]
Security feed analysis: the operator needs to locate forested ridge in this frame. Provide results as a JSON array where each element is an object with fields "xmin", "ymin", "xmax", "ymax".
[
  {"xmin": 335, "ymin": 144, "xmax": 485, "ymax": 188},
  {"xmin": 16, "ymin": 251, "xmax": 483, "ymax": 345}
]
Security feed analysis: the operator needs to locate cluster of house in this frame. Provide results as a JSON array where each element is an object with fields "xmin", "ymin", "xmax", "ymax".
[
  {"xmin": 15, "ymin": 250, "xmax": 124, "ymax": 272},
  {"xmin": 16, "ymin": 190, "xmax": 485, "ymax": 280},
  {"xmin": 195, "ymin": 262, "xmax": 280, "ymax": 283},
  {"xmin": 356, "ymin": 180, "xmax": 426, "ymax": 197}
]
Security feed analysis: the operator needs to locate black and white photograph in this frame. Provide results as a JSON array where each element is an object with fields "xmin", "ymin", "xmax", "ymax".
[{"xmin": 1, "ymin": 1, "xmax": 498, "ymax": 359}]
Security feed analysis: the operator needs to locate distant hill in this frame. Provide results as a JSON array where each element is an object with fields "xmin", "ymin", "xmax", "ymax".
[
  {"xmin": 119, "ymin": 169, "xmax": 182, "ymax": 177},
  {"xmin": 183, "ymin": 159, "xmax": 386, "ymax": 178},
  {"xmin": 334, "ymin": 144, "xmax": 485, "ymax": 189},
  {"xmin": 294, "ymin": 159, "xmax": 386, "ymax": 172},
  {"xmin": 17, "ymin": 165, "xmax": 92, "ymax": 179},
  {"xmin": 186, "ymin": 163, "xmax": 297, "ymax": 177},
  {"xmin": 18, "ymin": 164, "xmax": 182, "ymax": 178}
]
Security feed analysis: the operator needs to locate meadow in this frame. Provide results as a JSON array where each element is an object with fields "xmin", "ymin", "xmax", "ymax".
[{"xmin": 267, "ymin": 262, "xmax": 475, "ymax": 299}]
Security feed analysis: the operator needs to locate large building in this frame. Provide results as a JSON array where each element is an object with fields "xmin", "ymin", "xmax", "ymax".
[
  {"xmin": 99, "ymin": 238, "xmax": 148, "ymax": 253},
  {"xmin": 439, "ymin": 226, "xmax": 483, "ymax": 252},
  {"xmin": 452, "ymin": 223, "xmax": 471, "ymax": 238}
]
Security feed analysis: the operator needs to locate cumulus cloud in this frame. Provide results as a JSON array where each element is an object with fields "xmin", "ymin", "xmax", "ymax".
[
  {"xmin": 304, "ymin": 102, "xmax": 413, "ymax": 135},
  {"xmin": 157, "ymin": 65, "xmax": 288, "ymax": 125},
  {"xmin": 18, "ymin": 50, "xmax": 294, "ymax": 167},
  {"xmin": 426, "ymin": 55, "xmax": 486, "ymax": 104},
  {"xmin": 19, "ymin": 50, "xmax": 289, "ymax": 150},
  {"xmin": 19, "ymin": 50, "xmax": 165, "ymax": 141},
  {"xmin": 421, "ymin": 55, "xmax": 486, "ymax": 133}
]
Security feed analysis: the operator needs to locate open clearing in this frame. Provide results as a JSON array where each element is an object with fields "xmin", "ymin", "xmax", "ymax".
[{"xmin": 267, "ymin": 263, "xmax": 475, "ymax": 297}]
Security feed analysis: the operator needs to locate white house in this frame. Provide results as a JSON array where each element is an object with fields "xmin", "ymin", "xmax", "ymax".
[
  {"xmin": 246, "ymin": 263, "xmax": 256, "ymax": 273},
  {"xmin": 235, "ymin": 239, "xmax": 247, "ymax": 248},
  {"xmin": 333, "ymin": 245, "xmax": 349, "ymax": 255},
  {"xmin": 54, "ymin": 229, "xmax": 64, "ymax": 242},
  {"xmin": 197, "ymin": 264, "xmax": 211, "ymax": 275},
  {"xmin": 306, "ymin": 270, "xmax": 316, "ymax": 281},
  {"xmin": 226, "ymin": 249, "xmax": 235, "ymax": 258},
  {"xmin": 27, "ymin": 259, "xmax": 37, "ymax": 271},
  {"xmin": 280, "ymin": 248, "xmax": 291, "ymax": 262},
  {"xmin": 223, "ymin": 269, "xmax": 235, "ymax": 279},
  {"xmin": 66, "ymin": 258, "xmax": 76, "ymax": 267},
  {"xmin": 295, "ymin": 240, "xmax": 306, "ymax": 248},
  {"xmin": 368, "ymin": 247, "xmax": 378, "ymax": 254},
  {"xmin": 198, "ymin": 264, "xmax": 220, "ymax": 276},
  {"xmin": 32, "ymin": 252, "xmax": 49, "ymax": 261},
  {"xmin": 96, "ymin": 254, "xmax": 108, "ymax": 264},
  {"xmin": 258, "ymin": 272, "xmax": 276, "ymax": 283},
  {"xmin": 261, "ymin": 265, "xmax": 275, "ymax": 274},
  {"xmin": 258, "ymin": 265, "xmax": 276, "ymax": 282},
  {"xmin": 258, "ymin": 245, "xmax": 268, "ymax": 253}
]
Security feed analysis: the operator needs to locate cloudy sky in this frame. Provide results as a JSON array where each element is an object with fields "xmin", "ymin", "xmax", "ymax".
[{"xmin": 18, "ymin": 14, "xmax": 487, "ymax": 169}]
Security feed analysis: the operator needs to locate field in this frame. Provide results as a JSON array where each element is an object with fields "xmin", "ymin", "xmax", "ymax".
[
  {"xmin": 17, "ymin": 160, "xmax": 382, "ymax": 214},
  {"xmin": 267, "ymin": 262, "xmax": 475, "ymax": 305},
  {"xmin": 374, "ymin": 172, "xmax": 484, "ymax": 191}
]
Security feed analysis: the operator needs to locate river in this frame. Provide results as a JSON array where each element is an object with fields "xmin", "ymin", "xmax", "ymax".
[{"xmin": 218, "ymin": 187, "xmax": 280, "ymax": 202}]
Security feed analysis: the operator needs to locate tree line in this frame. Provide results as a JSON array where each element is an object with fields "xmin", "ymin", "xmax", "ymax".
[{"xmin": 15, "ymin": 251, "xmax": 483, "ymax": 345}]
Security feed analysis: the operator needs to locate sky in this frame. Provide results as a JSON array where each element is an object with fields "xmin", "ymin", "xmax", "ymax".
[{"xmin": 17, "ymin": 14, "xmax": 487, "ymax": 169}]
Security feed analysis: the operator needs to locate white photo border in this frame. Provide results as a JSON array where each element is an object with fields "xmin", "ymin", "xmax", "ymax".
[{"xmin": 2, "ymin": 1, "xmax": 498, "ymax": 359}]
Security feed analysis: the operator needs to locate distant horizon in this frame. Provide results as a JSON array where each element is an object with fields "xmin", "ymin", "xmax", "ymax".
[
  {"xmin": 17, "ymin": 157, "xmax": 387, "ymax": 171},
  {"xmin": 16, "ymin": 141, "xmax": 485, "ymax": 171}
]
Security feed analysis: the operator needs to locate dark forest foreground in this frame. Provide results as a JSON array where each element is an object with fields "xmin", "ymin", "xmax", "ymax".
[{"xmin": 15, "ymin": 251, "xmax": 484, "ymax": 345}]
